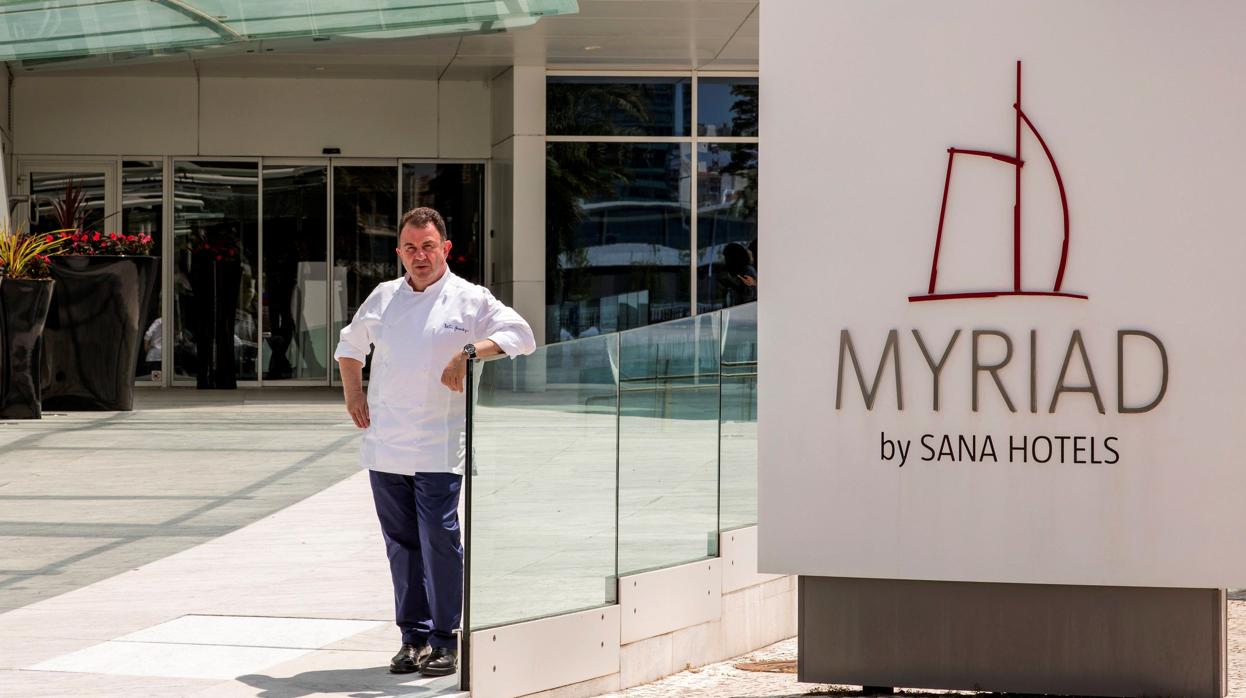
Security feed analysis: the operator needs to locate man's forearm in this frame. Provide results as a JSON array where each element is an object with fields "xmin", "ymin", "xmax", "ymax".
[
  {"xmin": 339, "ymin": 357, "xmax": 365, "ymax": 394},
  {"xmin": 471, "ymin": 339, "xmax": 503, "ymax": 358}
]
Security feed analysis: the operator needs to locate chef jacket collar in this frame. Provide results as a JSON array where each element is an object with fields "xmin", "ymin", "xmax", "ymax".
[{"xmin": 400, "ymin": 268, "xmax": 454, "ymax": 298}]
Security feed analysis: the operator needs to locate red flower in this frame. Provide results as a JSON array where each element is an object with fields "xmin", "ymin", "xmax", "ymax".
[
  {"xmin": 92, "ymin": 231, "xmax": 101, "ymax": 241},
  {"xmin": 45, "ymin": 234, "xmax": 54, "ymax": 243}
]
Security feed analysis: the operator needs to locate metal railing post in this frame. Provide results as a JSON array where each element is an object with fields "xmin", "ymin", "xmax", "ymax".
[{"xmin": 460, "ymin": 355, "xmax": 474, "ymax": 692}]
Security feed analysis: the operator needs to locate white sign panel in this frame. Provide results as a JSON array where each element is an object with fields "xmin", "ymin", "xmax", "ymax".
[{"xmin": 759, "ymin": 0, "xmax": 1246, "ymax": 587}]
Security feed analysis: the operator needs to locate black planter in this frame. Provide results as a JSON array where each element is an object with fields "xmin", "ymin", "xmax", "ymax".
[
  {"xmin": 190, "ymin": 253, "xmax": 241, "ymax": 390},
  {"xmin": 41, "ymin": 256, "xmax": 158, "ymax": 411},
  {"xmin": 0, "ymin": 277, "xmax": 55, "ymax": 419}
]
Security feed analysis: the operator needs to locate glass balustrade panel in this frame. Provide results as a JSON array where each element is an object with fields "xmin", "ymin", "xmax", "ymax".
[
  {"xmin": 617, "ymin": 314, "xmax": 721, "ymax": 574},
  {"xmin": 719, "ymin": 303, "xmax": 758, "ymax": 530},
  {"xmin": 468, "ymin": 334, "xmax": 620, "ymax": 629}
]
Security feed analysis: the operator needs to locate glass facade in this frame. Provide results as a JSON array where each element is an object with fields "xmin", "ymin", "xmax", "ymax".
[
  {"xmin": 15, "ymin": 157, "xmax": 486, "ymax": 387},
  {"xmin": 547, "ymin": 73, "xmax": 760, "ymax": 343},
  {"xmin": 697, "ymin": 143, "xmax": 758, "ymax": 312},
  {"xmin": 546, "ymin": 142, "xmax": 691, "ymax": 342},
  {"xmin": 697, "ymin": 77, "xmax": 759, "ymax": 138},
  {"xmin": 548, "ymin": 77, "xmax": 691, "ymax": 137}
]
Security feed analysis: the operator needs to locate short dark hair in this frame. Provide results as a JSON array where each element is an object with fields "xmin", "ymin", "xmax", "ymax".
[{"xmin": 399, "ymin": 206, "xmax": 447, "ymax": 241}]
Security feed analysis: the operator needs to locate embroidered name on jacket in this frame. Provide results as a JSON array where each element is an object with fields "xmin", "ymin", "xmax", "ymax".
[{"xmin": 444, "ymin": 323, "xmax": 468, "ymax": 333}]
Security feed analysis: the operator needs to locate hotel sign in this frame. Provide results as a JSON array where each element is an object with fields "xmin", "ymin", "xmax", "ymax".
[{"xmin": 759, "ymin": 0, "xmax": 1246, "ymax": 587}]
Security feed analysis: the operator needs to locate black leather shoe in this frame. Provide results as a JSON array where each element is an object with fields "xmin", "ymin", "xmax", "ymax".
[
  {"xmin": 389, "ymin": 643, "xmax": 429, "ymax": 674},
  {"xmin": 420, "ymin": 647, "xmax": 458, "ymax": 676}
]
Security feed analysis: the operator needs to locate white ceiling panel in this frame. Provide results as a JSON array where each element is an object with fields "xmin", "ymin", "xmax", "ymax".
[{"xmin": 569, "ymin": 0, "xmax": 756, "ymax": 21}]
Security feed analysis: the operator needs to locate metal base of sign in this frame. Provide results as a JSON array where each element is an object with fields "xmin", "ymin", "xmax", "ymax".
[{"xmin": 798, "ymin": 576, "xmax": 1227, "ymax": 698}]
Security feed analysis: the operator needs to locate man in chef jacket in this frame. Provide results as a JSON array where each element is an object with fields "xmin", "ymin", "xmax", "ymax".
[{"xmin": 334, "ymin": 207, "xmax": 535, "ymax": 677}]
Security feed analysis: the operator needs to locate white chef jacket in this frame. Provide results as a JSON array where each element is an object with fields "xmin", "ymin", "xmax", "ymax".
[{"xmin": 333, "ymin": 271, "xmax": 536, "ymax": 476}]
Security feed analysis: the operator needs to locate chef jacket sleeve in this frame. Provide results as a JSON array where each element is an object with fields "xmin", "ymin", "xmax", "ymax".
[
  {"xmin": 477, "ymin": 289, "xmax": 536, "ymax": 358},
  {"xmin": 333, "ymin": 290, "xmax": 377, "ymax": 363}
]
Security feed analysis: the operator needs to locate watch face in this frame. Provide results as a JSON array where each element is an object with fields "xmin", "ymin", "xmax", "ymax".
[{"xmin": 463, "ymin": 343, "xmax": 476, "ymax": 356}]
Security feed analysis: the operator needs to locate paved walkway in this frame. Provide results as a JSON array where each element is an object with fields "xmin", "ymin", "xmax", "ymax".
[
  {"xmin": 0, "ymin": 389, "xmax": 463, "ymax": 697},
  {"xmin": 0, "ymin": 388, "xmax": 360, "ymax": 613}
]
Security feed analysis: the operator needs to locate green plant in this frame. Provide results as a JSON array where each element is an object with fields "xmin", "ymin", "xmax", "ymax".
[{"xmin": 0, "ymin": 225, "xmax": 72, "ymax": 279}]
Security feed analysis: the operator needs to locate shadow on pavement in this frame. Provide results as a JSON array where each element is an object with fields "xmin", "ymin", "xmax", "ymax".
[{"xmin": 235, "ymin": 668, "xmax": 457, "ymax": 698}]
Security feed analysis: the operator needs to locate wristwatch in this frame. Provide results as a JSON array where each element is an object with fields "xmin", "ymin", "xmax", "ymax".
[{"xmin": 462, "ymin": 343, "xmax": 478, "ymax": 359}]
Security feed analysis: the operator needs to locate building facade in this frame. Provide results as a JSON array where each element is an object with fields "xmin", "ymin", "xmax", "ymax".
[{"xmin": 0, "ymin": 1, "xmax": 759, "ymax": 388}]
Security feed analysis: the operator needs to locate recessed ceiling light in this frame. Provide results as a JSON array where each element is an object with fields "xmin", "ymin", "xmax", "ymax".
[
  {"xmin": 583, "ymin": 45, "xmax": 602, "ymax": 51},
  {"xmin": 314, "ymin": 66, "xmax": 325, "ymax": 71}
]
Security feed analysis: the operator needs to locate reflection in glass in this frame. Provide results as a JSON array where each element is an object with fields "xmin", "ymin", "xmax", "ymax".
[
  {"xmin": 719, "ymin": 303, "xmax": 758, "ymax": 530},
  {"xmin": 697, "ymin": 77, "xmax": 759, "ymax": 138},
  {"xmin": 617, "ymin": 314, "xmax": 720, "ymax": 575},
  {"xmin": 547, "ymin": 76, "xmax": 691, "ymax": 137},
  {"xmin": 28, "ymin": 170, "xmax": 107, "ymax": 234},
  {"xmin": 697, "ymin": 143, "xmax": 758, "ymax": 312},
  {"xmin": 401, "ymin": 163, "xmax": 485, "ymax": 285},
  {"xmin": 470, "ymin": 334, "xmax": 620, "ymax": 629},
  {"xmin": 122, "ymin": 161, "xmax": 163, "ymax": 381},
  {"xmin": 263, "ymin": 165, "xmax": 328, "ymax": 381},
  {"xmin": 332, "ymin": 165, "xmax": 397, "ymax": 379},
  {"xmin": 546, "ymin": 142, "xmax": 691, "ymax": 343},
  {"xmin": 172, "ymin": 161, "xmax": 259, "ymax": 387}
]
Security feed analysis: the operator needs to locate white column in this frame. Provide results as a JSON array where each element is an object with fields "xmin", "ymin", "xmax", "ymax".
[{"xmin": 489, "ymin": 66, "xmax": 546, "ymax": 346}]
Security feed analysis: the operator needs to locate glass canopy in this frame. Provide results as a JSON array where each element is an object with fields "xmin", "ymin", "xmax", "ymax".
[{"xmin": 0, "ymin": 0, "xmax": 578, "ymax": 63}]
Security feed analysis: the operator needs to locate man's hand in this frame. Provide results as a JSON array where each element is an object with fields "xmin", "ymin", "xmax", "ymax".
[
  {"xmin": 345, "ymin": 390, "xmax": 370, "ymax": 428},
  {"xmin": 441, "ymin": 352, "xmax": 467, "ymax": 393}
]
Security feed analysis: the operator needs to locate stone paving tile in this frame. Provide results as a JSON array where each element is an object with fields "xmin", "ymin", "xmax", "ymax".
[{"xmin": 0, "ymin": 388, "xmax": 360, "ymax": 613}]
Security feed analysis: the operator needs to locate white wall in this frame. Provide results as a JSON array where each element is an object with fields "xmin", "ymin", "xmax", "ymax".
[
  {"xmin": 438, "ymin": 78, "xmax": 490, "ymax": 159},
  {"xmin": 13, "ymin": 75, "xmax": 491, "ymax": 158},
  {"xmin": 14, "ymin": 77, "xmax": 197, "ymax": 154}
]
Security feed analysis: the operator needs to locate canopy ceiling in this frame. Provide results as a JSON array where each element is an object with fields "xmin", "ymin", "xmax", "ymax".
[{"xmin": 0, "ymin": 0, "xmax": 579, "ymax": 64}]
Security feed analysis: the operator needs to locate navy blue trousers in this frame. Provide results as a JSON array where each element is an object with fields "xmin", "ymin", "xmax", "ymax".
[{"xmin": 368, "ymin": 470, "xmax": 463, "ymax": 649}]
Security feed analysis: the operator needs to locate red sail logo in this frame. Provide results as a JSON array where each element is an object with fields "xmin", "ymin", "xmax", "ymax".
[{"xmin": 910, "ymin": 62, "xmax": 1087, "ymax": 303}]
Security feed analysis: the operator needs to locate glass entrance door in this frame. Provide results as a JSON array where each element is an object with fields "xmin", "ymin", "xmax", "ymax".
[
  {"xmin": 171, "ymin": 160, "xmax": 260, "ymax": 388},
  {"xmin": 262, "ymin": 162, "xmax": 330, "ymax": 383},
  {"xmin": 331, "ymin": 162, "xmax": 399, "ymax": 383}
]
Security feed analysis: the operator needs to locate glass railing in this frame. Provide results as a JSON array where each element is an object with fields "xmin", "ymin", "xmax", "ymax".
[{"xmin": 465, "ymin": 302, "xmax": 758, "ymax": 632}]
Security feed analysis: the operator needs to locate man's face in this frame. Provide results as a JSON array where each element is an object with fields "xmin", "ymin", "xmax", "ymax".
[{"xmin": 396, "ymin": 222, "xmax": 452, "ymax": 288}]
